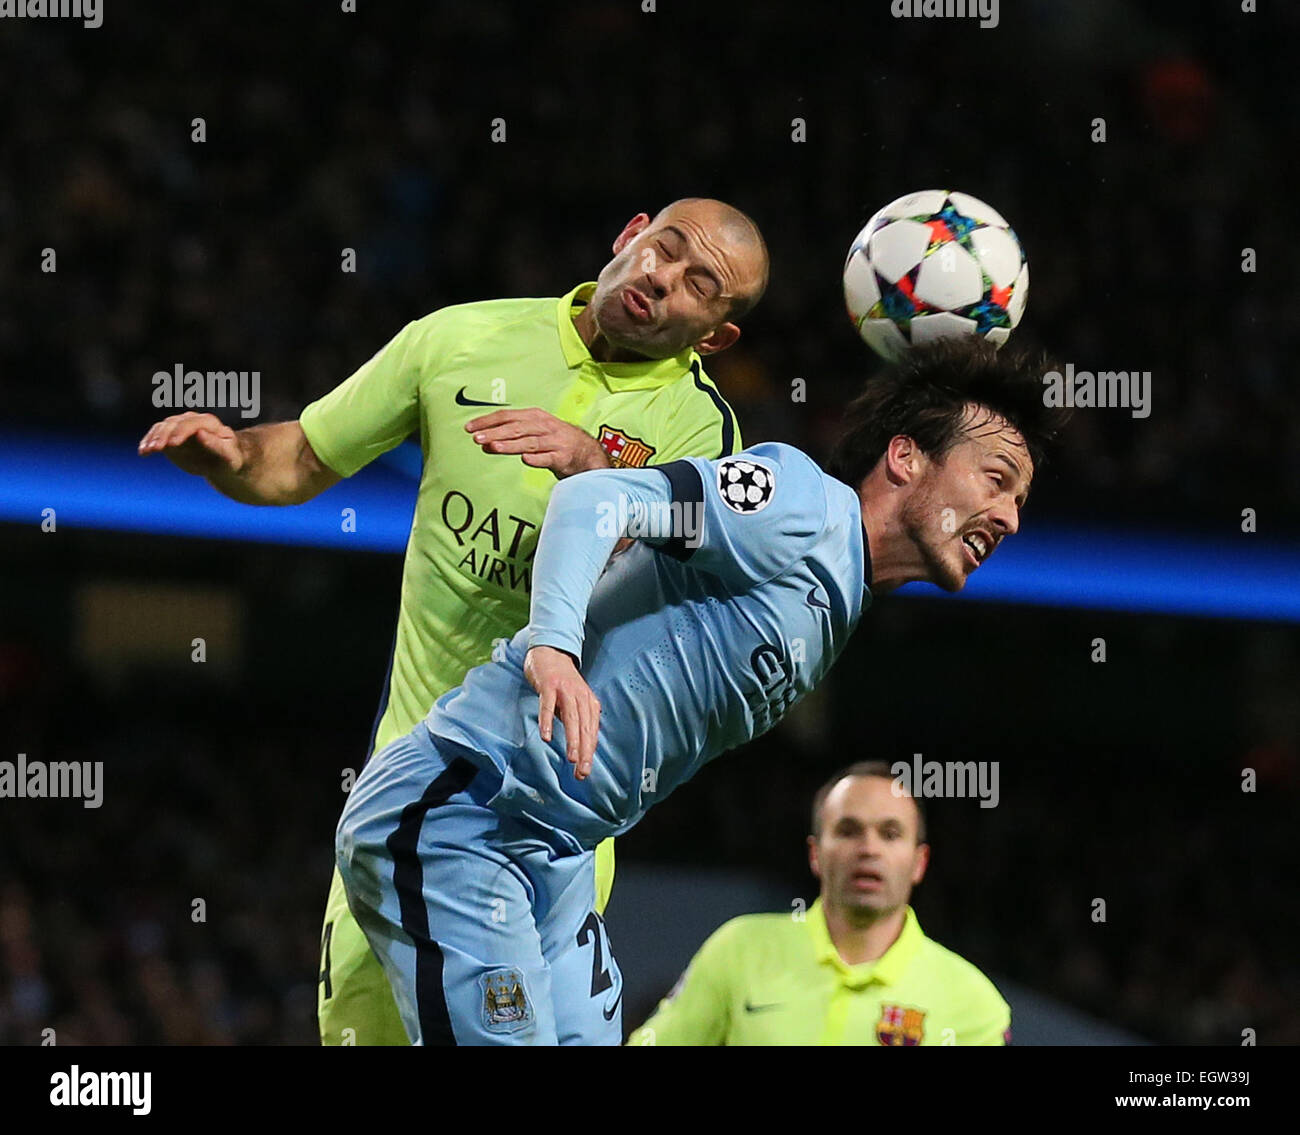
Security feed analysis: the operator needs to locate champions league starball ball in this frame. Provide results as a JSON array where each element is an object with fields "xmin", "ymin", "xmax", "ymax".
[{"xmin": 843, "ymin": 189, "xmax": 1029, "ymax": 361}]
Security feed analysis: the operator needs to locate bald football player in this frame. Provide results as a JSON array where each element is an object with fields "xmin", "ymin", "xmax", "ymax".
[{"xmin": 138, "ymin": 197, "xmax": 768, "ymax": 1045}]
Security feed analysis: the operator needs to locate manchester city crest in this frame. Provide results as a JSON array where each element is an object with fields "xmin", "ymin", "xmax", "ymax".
[{"xmin": 480, "ymin": 967, "xmax": 534, "ymax": 1033}]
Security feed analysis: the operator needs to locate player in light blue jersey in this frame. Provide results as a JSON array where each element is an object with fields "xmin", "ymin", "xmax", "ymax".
[
  {"xmin": 335, "ymin": 339, "xmax": 1068, "ymax": 1045},
  {"xmin": 424, "ymin": 441, "xmax": 866, "ymax": 849}
]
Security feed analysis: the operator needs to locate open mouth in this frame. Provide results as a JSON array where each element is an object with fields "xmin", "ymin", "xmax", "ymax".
[
  {"xmin": 852, "ymin": 870, "xmax": 884, "ymax": 891},
  {"xmin": 621, "ymin": 287, "xmax": 652, "ymax": 323},
  {"xmin": 961, "ymin": 530, "xmax": 992, "ymax": 569}
]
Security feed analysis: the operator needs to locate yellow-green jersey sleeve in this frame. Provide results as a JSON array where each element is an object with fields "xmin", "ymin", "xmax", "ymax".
[
  {"xmin": 967, "ymin": 1008, "xmax": 1011, "ymax": 1046},
  {"xmin": 913, "ymin": 933, "xmax": 1012, "ymax": 1046},
  {"xmin": 652, "ymin": 365, "xmax": 741, "ymax": 464},
  {"xmin": 953, "ymin": 981, "xmax": 1011, "ymax": 1046},
  {"xmin": 299, "ymin": 316, "xmax": 432, "ymax": 478},
  {"xmin": 627, "ymin": 921, "xmax": 738, "ymax": 1046}
]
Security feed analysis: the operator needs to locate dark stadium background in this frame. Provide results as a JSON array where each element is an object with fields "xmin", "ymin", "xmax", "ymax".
[{"xmin": 2, "ymin": 0, "xmax": 1297, "ymax": 1045}]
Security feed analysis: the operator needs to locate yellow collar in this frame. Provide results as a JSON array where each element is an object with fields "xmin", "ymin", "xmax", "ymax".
[
  {"xmin": 555, "ymin": 282, "xmax": 700, "ymax": 386},
  {"xmin": 808, "ymin": 898, "xmax": 924, "ymax": 989}
]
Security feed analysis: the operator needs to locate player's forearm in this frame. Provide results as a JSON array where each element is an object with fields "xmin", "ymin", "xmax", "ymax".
[
  {"xmin": 529, "ymin": 466, "xmax": 677, "ymax": 658},
  {"xmin": 528, "ymin": 470, "xmax": 629, "ymax": 658},
  {"xmin": 209, "ymin": 422, "xmax": 334, "ymax": 506}
]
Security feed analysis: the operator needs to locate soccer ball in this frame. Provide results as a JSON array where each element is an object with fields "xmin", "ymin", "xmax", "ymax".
[{"xmin": 843, "ymin": 189, "xmax": 1029, "ymax": 361}]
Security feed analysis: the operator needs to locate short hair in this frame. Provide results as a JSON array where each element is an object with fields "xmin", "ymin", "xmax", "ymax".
[
  {"xmin": 653, "ymin": 197, "xmax": 769, "ymax": 323},
  {"xmin": 719, "ymin": 205, "xmax": 768, "ymax": 323},
  {"xmin": 826, "ymin": 338, "xmax": 1070, "ymax": 491},
  {"xmin": 810, "ymin": 760, "xmax": 927, "ymax": 844}
]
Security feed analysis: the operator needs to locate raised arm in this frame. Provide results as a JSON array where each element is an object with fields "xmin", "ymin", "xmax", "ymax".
[
  {"xmin": 522, "ymin": 464, "xmax": 677, "ymax": 782},
  {"xmin": 138, "ymin": 412, "xmax": 339, "ymax": 506},
  {"xmin": 522, "ymin": 448, "xmax": 826, "ymax": 778},
  {"xmin": 139, "ymin": 315, "xmax": 429, "ymax": 503},
  {"xmin": 528, "ymin": 445, "xmax": 826, "ymax": 660},
  {"xmin": 527, "ymin": 464, "xmax": 676, "ymax": 662}
]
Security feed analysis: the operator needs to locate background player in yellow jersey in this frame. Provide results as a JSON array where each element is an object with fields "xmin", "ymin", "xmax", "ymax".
[
  {"xmin": 629, "ymin": 761, "xmax": 1010, "ymax": 1045},
  {"xmin": 137, "ymin": 198, "xmax": 769, "ymax": 1045}
]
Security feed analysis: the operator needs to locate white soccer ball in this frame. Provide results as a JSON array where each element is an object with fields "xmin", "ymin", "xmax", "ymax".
[{"xmin": 843, "ymin": 190, "xmax": 1029, "ymax": 361}]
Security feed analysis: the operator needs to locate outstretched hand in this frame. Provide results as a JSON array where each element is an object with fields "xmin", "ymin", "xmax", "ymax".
[
  {"xmin": 138, "ymin": 412, "xmax": 243, "ymax": 477},
  {"xmin": 523, "ymin": 645, "xmax": 601, "ymax": 779}
]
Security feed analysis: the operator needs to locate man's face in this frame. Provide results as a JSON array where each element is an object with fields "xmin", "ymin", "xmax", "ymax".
[
  {"xmin": 899, "ymin": 407, "xmax": 1034, "ymax": 593},
  {"xmin": 587, "ymin": 204, "xmax": 760, "ymax": 358},
  {"xmin": 810, "ymin": 776, "xmax": 928, "ymax": 920}
]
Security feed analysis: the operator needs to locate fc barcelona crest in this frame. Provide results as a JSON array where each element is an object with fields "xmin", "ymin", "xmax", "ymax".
[
  {"xmin": 480, "ymin": 967, "xmax": 534, "ymax": 1033},
  {"xmin": 598, "ymin": 425, "xmax": 656, "ymax": 469},
  {"xmin": 876, "ymin": 1004, "xmax": 926, "ymax": 1046}
]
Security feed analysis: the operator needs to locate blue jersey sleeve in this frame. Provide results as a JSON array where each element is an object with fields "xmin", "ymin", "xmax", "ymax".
[
  {"xmin": 527, "ymin": 443, "xmax": 829, "ymax": 661},
  {"xmin": 653, "ymin": 443, "xmax": 829, "ymax": 586}
]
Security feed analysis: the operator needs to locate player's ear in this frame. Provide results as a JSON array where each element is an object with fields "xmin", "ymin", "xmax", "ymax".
[
  {"xmin": 885, "ymin": 435, "xmax": 922, "ymax": 486},
  {"xmin": 911, "ymin": 842, "xmax": 930, "ymax": 886},
  {"xmin": 613, "ymin": 214, "xmax": 652, "ymax": 255},
  {"xmin": 695, "ymin": 322, "xmax": 740, "ymax": 356},
  {"xmin": 807, "ymin": 834, "xmax": 821, "ymax": 879}
]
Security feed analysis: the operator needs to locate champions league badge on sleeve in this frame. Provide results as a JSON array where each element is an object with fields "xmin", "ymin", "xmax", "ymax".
[
  {"xmin": 480, "ymin": 968, "xmax": 534, "ymax": 1033},
  {"xmin": 717, "ymin": 457, "xmax": 775, "ymax": 514}
]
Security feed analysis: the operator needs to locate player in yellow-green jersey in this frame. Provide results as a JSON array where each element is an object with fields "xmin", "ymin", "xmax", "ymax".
[
  {"xmin": 138, "ymin": 197, "xmax": 769, "ymax": 1045},
  {"xmin": 628, "ymin": 761, "xmax": 1010, "ymax": 1045}
]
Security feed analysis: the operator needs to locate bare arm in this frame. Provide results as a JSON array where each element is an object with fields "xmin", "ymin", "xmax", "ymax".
[{"xmin": 138, "ymin": 412, "xmax": 340, "ymax": 505}]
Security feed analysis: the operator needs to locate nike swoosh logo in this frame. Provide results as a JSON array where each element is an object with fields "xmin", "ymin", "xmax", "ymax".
[
  {"xmin": 602, "ymin": 989, "xmax": 623, "ymax": 1021},
  {"xmin": 744, "ymin": 1000, "xmax": 784, "ymax": 1014},
  {"xmin": 455, "ymin": 387, "xmax": 506, "ymax": 407},
  {"xmin": 807, "ymin": 587, "xmax": 830, "ymax": 610}
]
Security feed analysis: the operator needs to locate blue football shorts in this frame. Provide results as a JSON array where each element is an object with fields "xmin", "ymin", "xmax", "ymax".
[{"xmin": 335, "ymin": 724, "xmax": 623, "ymax": 1045}]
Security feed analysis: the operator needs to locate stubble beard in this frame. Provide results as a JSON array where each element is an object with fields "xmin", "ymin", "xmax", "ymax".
[{"xmin": 900, "ymin": 481, "xmax": 965, "ymax": 593}]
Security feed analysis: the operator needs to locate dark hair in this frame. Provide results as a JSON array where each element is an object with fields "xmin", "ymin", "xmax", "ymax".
[
  {"xmin": 810, "ymin": 760, "xmax": 927, "ymax": 844},
  {"xmin": 826, "ymin": 338, "xmax": 1070, "ymax": 490}
]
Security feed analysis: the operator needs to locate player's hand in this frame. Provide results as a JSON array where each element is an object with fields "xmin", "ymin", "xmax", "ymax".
[
  {"xmin": 466, "ymin": 409, "xmax": 611, "ymax": 478},
  {"xmin": 523, "ymin": 645, "xmax": 601, "ymax": 780},
  {"xmin": 138, "ymin": 412, "xmax": 244, "ymax": 477}
]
